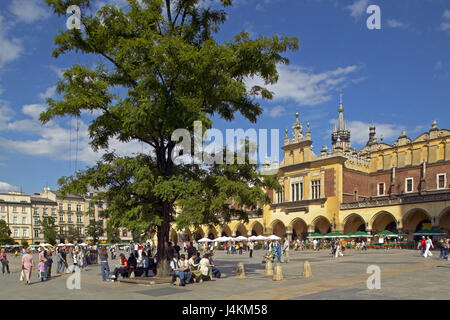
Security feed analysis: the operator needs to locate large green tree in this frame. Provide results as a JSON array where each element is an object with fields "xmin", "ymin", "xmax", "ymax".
[
  {"xmin": 0, "ymin": 220, "xmax": 14, "ymax": 245},
  {"xmin": 66, "ymin": 226, "xmax": 82, "ymax": 243},
  {"xmin": 86, "ymin": 220, "xmax": 104, "ymax": 243},
  {"xmin": 106, "ymin": 222, "xmax": 121, "ymax": 243},
  {"xmin": 42, "ymin": 0, "xmax": 297, "ymax": 275},
  {"xmin": 41, "ymin": 216, "xmax": 58, "ymax": 244}
]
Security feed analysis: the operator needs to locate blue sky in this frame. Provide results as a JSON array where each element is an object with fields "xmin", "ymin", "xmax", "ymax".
[{"xmin": 0, "ymin": 0, "xmax": 449, "ymax": 194}]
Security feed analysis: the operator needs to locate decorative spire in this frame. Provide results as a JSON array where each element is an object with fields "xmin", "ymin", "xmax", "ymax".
[
  {"xmin": 331, "ymin": 90, "xmax": 350, "ymax": 151},
  {"xmin": 292, "ymin": 112, "xmax": 303, "ymax": 141},
  {"xmin": 284, "ymin": 128, "xmax": 290, "ymax": 145},
  {"xmin": 431, "ymin": 119, "xmax": 438, "ymax": 131}
]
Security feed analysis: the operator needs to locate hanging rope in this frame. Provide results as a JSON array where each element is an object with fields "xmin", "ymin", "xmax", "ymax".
[
  {"xmin": 69, "ymin": 117, "xmax": 72, "ymax": 173},
  {"xmin": 75, "ymin": 116, "xmax": 80, "ymax": 172}
]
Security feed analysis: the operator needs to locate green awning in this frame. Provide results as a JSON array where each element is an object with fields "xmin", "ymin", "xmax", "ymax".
[
  {"xmin": 413, "ymin": 229, "xmax": 446, "ymax": 236},
  {"xmin": 307, "ymin": 232, "xmax": 325, "ymax": 238},
  {"xmin": 376, "ymin": 230, "xmax": 398, "ymax": 237}
]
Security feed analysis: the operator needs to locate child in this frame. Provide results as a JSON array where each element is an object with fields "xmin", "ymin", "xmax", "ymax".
[{"xmin": 38, "ymin": 259, "xmax": 46, "ymax": 281}]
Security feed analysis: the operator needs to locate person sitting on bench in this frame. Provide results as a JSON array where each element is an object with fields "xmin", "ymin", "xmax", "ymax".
[
  {"xmin": 169, "ymin": 254, "xmax": 186, "ymax": 286},
  {"xmin": 113, "ymin": 254, "xmax": 128, "ymax": 279},
  {"xmin": 188, "ymin": 252, "xmax": 202, "ymax": 282}
]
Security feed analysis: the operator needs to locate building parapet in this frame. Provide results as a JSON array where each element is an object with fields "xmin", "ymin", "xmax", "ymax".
[{"xmin": 341, "ymin": 190, "xmax": 450, "ymax": 209}]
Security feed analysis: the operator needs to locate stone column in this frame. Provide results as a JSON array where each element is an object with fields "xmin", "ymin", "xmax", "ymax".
[{"xmin": 286, "ymin": 232, "xmax": 293, "ymax": 242}]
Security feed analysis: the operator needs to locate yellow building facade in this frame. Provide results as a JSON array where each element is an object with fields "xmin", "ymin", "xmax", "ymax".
[{"xmin": 182, "ymin": 96, "xmax": 450, "ymax": 243}]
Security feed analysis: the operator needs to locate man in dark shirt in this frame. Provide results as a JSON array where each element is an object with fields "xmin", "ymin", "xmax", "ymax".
[{"xmin": 174, "ymin": 243, "xmax": 181, "ymax": 258}]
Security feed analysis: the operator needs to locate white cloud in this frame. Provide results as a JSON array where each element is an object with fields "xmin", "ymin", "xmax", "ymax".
[
  {"xmin": 246, "ymin": 64, "xmax": 363, "ymax": 106},
  {"xmin": 0, "ymin": 181, "xmax": 20, "ymax": 193},
  {"xmin": 9, "ymin": 0, "xmax": 51, "ymax": 24},
  {"xmin": 39, "ymin": 86, "xmax": 57, "ymax": 100},
  {"xmin": 441, "ymin": 22, "xmax": 450, "ymax": 31},
  {"xmin": 387, "ymin": 19, "xmax": 407, "ymax": 29},
  {"xmin": 442, "ymin": 10, "xmax": 450, "ymax": 31},
  {"xmin": 265, "ymin": 105, "xmax": 285, "ymax": 118},
  {"xmin": 347, "ymin": 0, "xmax": 369, "ymax": 19},
  {"xmin": 0, "ymin": 15, "xmax": 23, "ymax": 69},
  {"xmin": 0, "ymin": 105, "xmax": 151, "ymax": 166},
  {"xmin": 444, "ymin": 10, "xmax": 450, "ymax": 20}
]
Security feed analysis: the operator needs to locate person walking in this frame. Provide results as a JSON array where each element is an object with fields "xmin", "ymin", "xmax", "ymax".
[
  {"xmin": 335, "ymin": 239, "xmax": 344, "ymax": 258},
  {"xmin": 38, "ymin": 247, "xmax": 48, "ymax": 280},
  {"xmin": 282, "ymin": 238, "xmax": 290, "ymax": 263},
  {"xmin": 423, "ymin": 236, "xmax": 434, "ymax": 258},
  {"xmin": 56, "ymin": 248, "xmax": 65, "ymax": 274},
  {"xmin": 275, "ymin": 241, "xmax": 282, "ymax": 263},
  {"xmin": 248, "ymin": 241, "xmax": 254, "ymax": 258},
  {"xmin": 418, "ymin": 236, "xmax": 426, "ymax": 256},
  {"xmin": 0, "ymin": 248, "xmax": 10, "ymax": 275},
  {"xmin": 47, "ymin": 252, "xmax": 53, "ymax": 279},
  {"xmin": 21, "ymin": 248, "xmax": 34, "ymax": 285},
  {"xmin": 438, "ymin": 239, "xmax": 446, "ymax": 260},
  {"xmin": 99, "ymin": 247, "xmax": 110, "ymax": 281}
]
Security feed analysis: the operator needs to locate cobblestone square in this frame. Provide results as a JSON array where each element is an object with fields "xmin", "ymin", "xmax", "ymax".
[{"xmin": 1, "ymin": 248, "xmax": 448, "ymax": 300}]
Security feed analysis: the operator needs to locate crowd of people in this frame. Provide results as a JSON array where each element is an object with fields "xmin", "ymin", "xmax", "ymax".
[{"xmin": 1, "ymin": 234, "xmax": 449, "ymax": 286}]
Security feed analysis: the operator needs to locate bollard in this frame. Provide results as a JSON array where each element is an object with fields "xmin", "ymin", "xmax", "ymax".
[
  {"xmin": 272, "ymin": 263, "xmax": 283, "ymax": 281},
  {"xmin": 264, "ymin": 259, "xmax": 273, "ymax": 276},
  {"xmin": 235, "ymin": 262, "xmax": 246, "ymax": 279},
  {"xmin": 301, "ymin": 261, "xmax": 312, "ymax": 278}
]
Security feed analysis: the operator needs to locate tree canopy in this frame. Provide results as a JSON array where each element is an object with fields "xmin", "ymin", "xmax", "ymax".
[
  {"xmin": 0, "ymin": 220, "xmax": 14, "ymax": 246},
  {"xmin": 41, "ymin": 216, "xmax": 58, "ymax": 245},
  {"xmin": 42, "ymin": 0, "xmax": 298, "ymax": 275}
]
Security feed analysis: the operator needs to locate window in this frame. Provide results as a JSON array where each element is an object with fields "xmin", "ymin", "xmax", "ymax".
[
  {"xmin": 276, "ymin": 186, "xmax": 285, "ymax": 203},
  {"xmin": 13, "ymin": 216, "xmax": 18, "ymax": 224},
  {"xmin": 78, "ymin": 227, "xmax": 83, "ymax": 235},
  {"xmin": 59, "ymin": 215, "xmax": 64, "ymax": 222},
  {"xmin": 77, "ymin": 216, "xmax": 82, "ymax": 224},
  {"xmin": 22, "ymin": 207, "xmax": 26, "ymax": 213},
  {"xmin": 51, "ymin": 208, "xmax": 56, "ymax": 216},
  {"xmin": 98, "ymin": 202, "xmax": 103, "ymax": 209},
  {"xmin": 43, "ymin": 208, "xmax": 47, "ymax": 215},
  {"xmin": 22, "ymin": 229, "xmax": 28, "ymax": 237},
  {"xmin": 59, "ymin": 203, "xmax": 63, "ymax": 211},
  {"xmin": 0, "ymin": 206, "xmax": 5, "ymax": 212},
  {"xmin": 22, "ymin": 217, "xmax": 27, "ymax": 224},
  {"xmin": 311, "ymin": 180, "xmax": 321, "ymax": 199},
  {"xmin": 122, "ymin": 230, "xmax": 127, "ymax": 237},
  {"xmin": 89, "ymin": 201, "xmax": 94, "ymax": 208},
  {"xmin": 0, "ymin": 216, "xmax": 5, "ymax": 221},
  {"xmin": 76, "ymin": 204, "xmax": 82, "ymax": 212},
  {"xmin": 33, "ymin": 208, "xmax": 38, "ymax": 215},
  {"xmin": 291, "ymin": 182, "xmax": 303, "ymax": 201},
  {"xmin": 378, "ymin": 183, "xmax": 385, "ymax": 196},
  {"xmin": 405, "ymin": 178, "xmax": 414, "ymax": 193},
  {"xmin": 13, "ymin": 229, "xmax": 18, "ymax": 237},
  {"xmin": 437, "ymin": 174, "xmax": 446, "ymax": 189},
  {"xmin": 67, "ymin": 204, "xmax": 72, "ymax": 211},
  {"xmin": 12, "ymin": 206, "xmax": 17, "ymax": 213},
  {"xmin": 68, "ymin": 215, "xmax": 72, "ymax": 223},
  {"xmin": 34, "ymin": 229, "xmax": 40, "ymax": 238},
  {"xmin": 34, "ymin": 218, "xmax": 39, "ymax": 226}
]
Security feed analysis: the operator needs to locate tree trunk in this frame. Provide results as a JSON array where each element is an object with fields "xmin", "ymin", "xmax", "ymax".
[{"xmin": 156, "ymin": 200, "xmax": 171, "ymax": 277}]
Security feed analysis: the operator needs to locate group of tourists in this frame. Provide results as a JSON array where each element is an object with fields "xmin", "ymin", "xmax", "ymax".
[{"xmin": 417, "ymin": 236, "xmax": 450, "ymax": 260}]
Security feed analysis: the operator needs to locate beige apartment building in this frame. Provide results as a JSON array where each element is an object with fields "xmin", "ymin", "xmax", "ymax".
[
  {"xmin": 31, "ymin": 196, "xmax": 58, "ymax": 243},
  {"xmin": 0, "ymin": 192, "xmax": 33, "ymax": 244}
]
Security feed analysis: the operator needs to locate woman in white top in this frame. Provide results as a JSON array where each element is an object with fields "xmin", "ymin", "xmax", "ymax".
[
  {"xmin": 199, "ymin": 254, "xmax": 212, "ymax": 280},
  {"xmin": 78, "ymin": 249, "xmax": 85, "ymax": 271}
]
